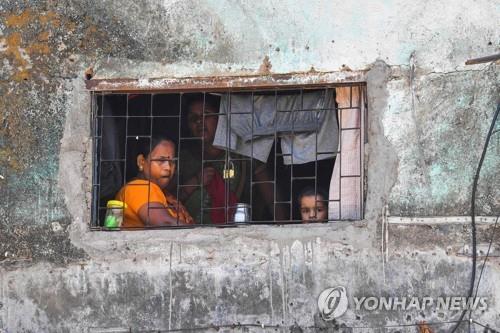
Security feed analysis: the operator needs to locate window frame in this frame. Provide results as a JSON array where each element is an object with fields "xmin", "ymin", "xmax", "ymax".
[{"xmin": 87, "ymin": 73, "xmax": 367, "ymax": 230}]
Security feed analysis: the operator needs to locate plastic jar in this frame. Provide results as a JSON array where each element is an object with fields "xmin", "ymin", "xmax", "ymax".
[{"xmin": 104, "ymin": 200, "xmax": 127, "ymax": 228}]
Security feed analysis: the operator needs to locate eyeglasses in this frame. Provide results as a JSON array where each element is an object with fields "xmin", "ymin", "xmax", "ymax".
[{"xmin": 150, "ymin": 158, "xmax": 177, "ymax": 167}]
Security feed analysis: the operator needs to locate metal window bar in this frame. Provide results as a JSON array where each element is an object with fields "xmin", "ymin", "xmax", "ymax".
[
  {"xmin": 360, "ymin": 86, "xmax": 365, "ymax": 219},
  {"xmin": 97, "ymin": 93, "xmax": 105, "ymax": 226},
  {"xmin": 176, "ymin": 93, "xmax": 182, "ymax": 226},
  {"xmin": 250, "ymin": 91, "xmax": 254, "ymax": 221},
  {"xmin": 338, "ymin": 90, "xmax": 343, "ymax": 220},
  {"xmin": 90, "ymin": 84, "xmax": 366, "ymax": 229},
  {"xmin": 226, "ymin": 91, "xmax": 232, "ymax": 223},
  {"xmin": 314, "ymin": 89, "xmax": 320, "ymax": 220},
  {"xmin": 120, "ymin": 93, "xmax": 130, "ymax": 225},
  {"xmin": 274, "ymin": 90, "xmax": 278, "ymax": 221},
  {"xmin": 146, "ymin": 94, "xmax": 153, "ymax": 225},
  {"xmin": 201, "ymin": 93, "xmax": 206, "ymax": 225},
  {"xmin": 90, "ymin": 91, "xmax": 98, "ymax": 227},
  {"xmin": 289, "ymin": 90, "xmax": 297, "ymax": 220}
]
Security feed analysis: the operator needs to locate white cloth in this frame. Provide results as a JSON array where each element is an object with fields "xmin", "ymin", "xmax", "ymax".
[
  {"xmin": 213, "ymin": 93, "xmax": 274, "ymax": 163},
  {"xmin": 328, "ymin": 86, "xmax": 363, "ymax": 220},
  {"xmin": 213, "ymin": 90, "xmax": 338, "ymax": 164},
  {"xmin": 281, "ymin": 89, "xmax": 337, "ymax": 165}
]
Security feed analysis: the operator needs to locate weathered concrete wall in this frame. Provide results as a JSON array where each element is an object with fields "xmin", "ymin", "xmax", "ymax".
[{"xmin": 1, "ymin": 0, "xmax": 499, "ymax": 332}]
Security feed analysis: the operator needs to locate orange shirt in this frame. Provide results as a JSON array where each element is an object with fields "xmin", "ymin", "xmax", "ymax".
[{"xmin": 115, "ymin": 179, "xmax": 193, "ymax": 228}]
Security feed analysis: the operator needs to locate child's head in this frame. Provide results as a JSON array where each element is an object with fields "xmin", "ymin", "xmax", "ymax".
[
  {"xmin": 298, "ymin": 186, "xmax": 328, "ymax": 223},
  {"xmin": 136, "ymin": 136, "xmax": 176, "ymax": 189}
]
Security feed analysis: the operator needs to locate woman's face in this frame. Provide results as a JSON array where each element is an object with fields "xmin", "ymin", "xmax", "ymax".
[
  {"xmin": 300, "ymin": 195, "xmax": 328, "ymax": 222},
  {"xmin": 139, "ymin": 140, "xmax": 176, "ymax": 189},
  {"xmin": 187, "ymin": 101, "xmax": 218, "ymax": 143}
]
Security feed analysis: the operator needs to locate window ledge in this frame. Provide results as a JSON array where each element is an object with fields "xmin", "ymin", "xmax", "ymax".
[{"xmin": 71, "ymin": 219, "xmax": 369, "ymax": 258}]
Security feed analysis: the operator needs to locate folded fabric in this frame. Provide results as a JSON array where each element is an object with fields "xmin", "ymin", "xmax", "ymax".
[
  {"xmin": 212, "ymin": 102, "xmax": 274, "ymax": 163},
  {"xmin": 213, "ymin": 90, "xmax": 338, "ymax": 165},
  {"xmin": 226, "ymin": 92, "xmax": 327, "ymax": 141},
  {"xmin": 281, "ymin": 89, "xmax": 338, "ymax": 165}
]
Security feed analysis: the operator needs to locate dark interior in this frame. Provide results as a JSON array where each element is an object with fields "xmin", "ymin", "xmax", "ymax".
[{"xmin": 93, "ymin": 91, "xmax": 336, "ymax": 226}]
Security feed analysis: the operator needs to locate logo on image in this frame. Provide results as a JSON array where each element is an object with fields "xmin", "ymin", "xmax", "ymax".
[
  {"xmin": 317, "ymin": 286, "xmax": 348, "ymax": 320},
  {"xmin": 317, "ymin": 285, "xmax": 489, "ymax": 321}
]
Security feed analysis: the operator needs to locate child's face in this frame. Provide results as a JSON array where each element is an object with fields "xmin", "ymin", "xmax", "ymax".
[
  {"xmin": 300, "ymin": 195, "xmax": 327, "ymax": 222},
  {"xmin": 140, "ymin": 140, "xmax": 176, "ymax": 189}
]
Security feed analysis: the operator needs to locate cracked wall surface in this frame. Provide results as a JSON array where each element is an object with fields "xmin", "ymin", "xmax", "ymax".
[{"xmin": 0, "ymin": 0, "xmax": 499, "ymax": 331}]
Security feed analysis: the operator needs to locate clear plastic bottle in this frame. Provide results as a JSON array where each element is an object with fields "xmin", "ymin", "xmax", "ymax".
[{"xmin": 104, "ymin": 200, "xmax": 127, "ymax": 228}]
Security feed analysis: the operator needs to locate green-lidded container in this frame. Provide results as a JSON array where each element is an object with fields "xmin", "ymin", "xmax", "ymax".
[{"xmin": 104, "ymin": 200, "xmax": 127, "ymax": 228}]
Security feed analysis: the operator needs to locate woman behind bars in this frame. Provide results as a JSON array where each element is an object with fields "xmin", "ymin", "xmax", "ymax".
[
  {"xmin": 177, "ymin": 94, "xmax": 285, "ymax": 224},
  {"xmin": 115, "ymin": 136, "xmax": 193, "ymax": 228}
]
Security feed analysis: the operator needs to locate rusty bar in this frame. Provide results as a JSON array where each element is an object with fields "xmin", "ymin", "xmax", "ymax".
[
  {"xmin": 465, "ymin": 53, "xmax": 500, "ymax": 65},
  {"xmin": 85, "ymin": 71, "xmax": 367, "ymax": 92}
]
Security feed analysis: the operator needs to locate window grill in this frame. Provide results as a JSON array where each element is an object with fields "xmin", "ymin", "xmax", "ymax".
[{"xmin": 90, "ymin": 84, "xmax": 366, "ymax": 229}]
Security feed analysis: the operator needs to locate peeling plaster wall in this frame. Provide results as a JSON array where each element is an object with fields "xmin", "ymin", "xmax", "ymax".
[{"xmin": 0, "ymin": 0, "xmax": 499, "ymax": 331}]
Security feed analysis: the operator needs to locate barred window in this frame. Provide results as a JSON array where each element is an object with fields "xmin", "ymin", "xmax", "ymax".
[{"xmin": 90, "ymin": 84, "xmax": 366, "ymax": 229}]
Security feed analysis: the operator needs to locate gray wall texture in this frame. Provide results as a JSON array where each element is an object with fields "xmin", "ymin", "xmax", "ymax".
[{"xmin": 0, "ymin": 0, "xmax": 499, "ymax": 332}]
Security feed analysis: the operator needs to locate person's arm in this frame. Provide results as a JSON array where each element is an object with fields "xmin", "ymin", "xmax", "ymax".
[
  {"xmin": 178, "ymin": 167, "xmax": 217, "ymax": 202},
  {"xmin": 137, "ymin": 202, "xmax": 191, "ymax": 226},
  {"xmin": 253, "ymin": 164, "xmax": 288, "ymax": 221}
]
